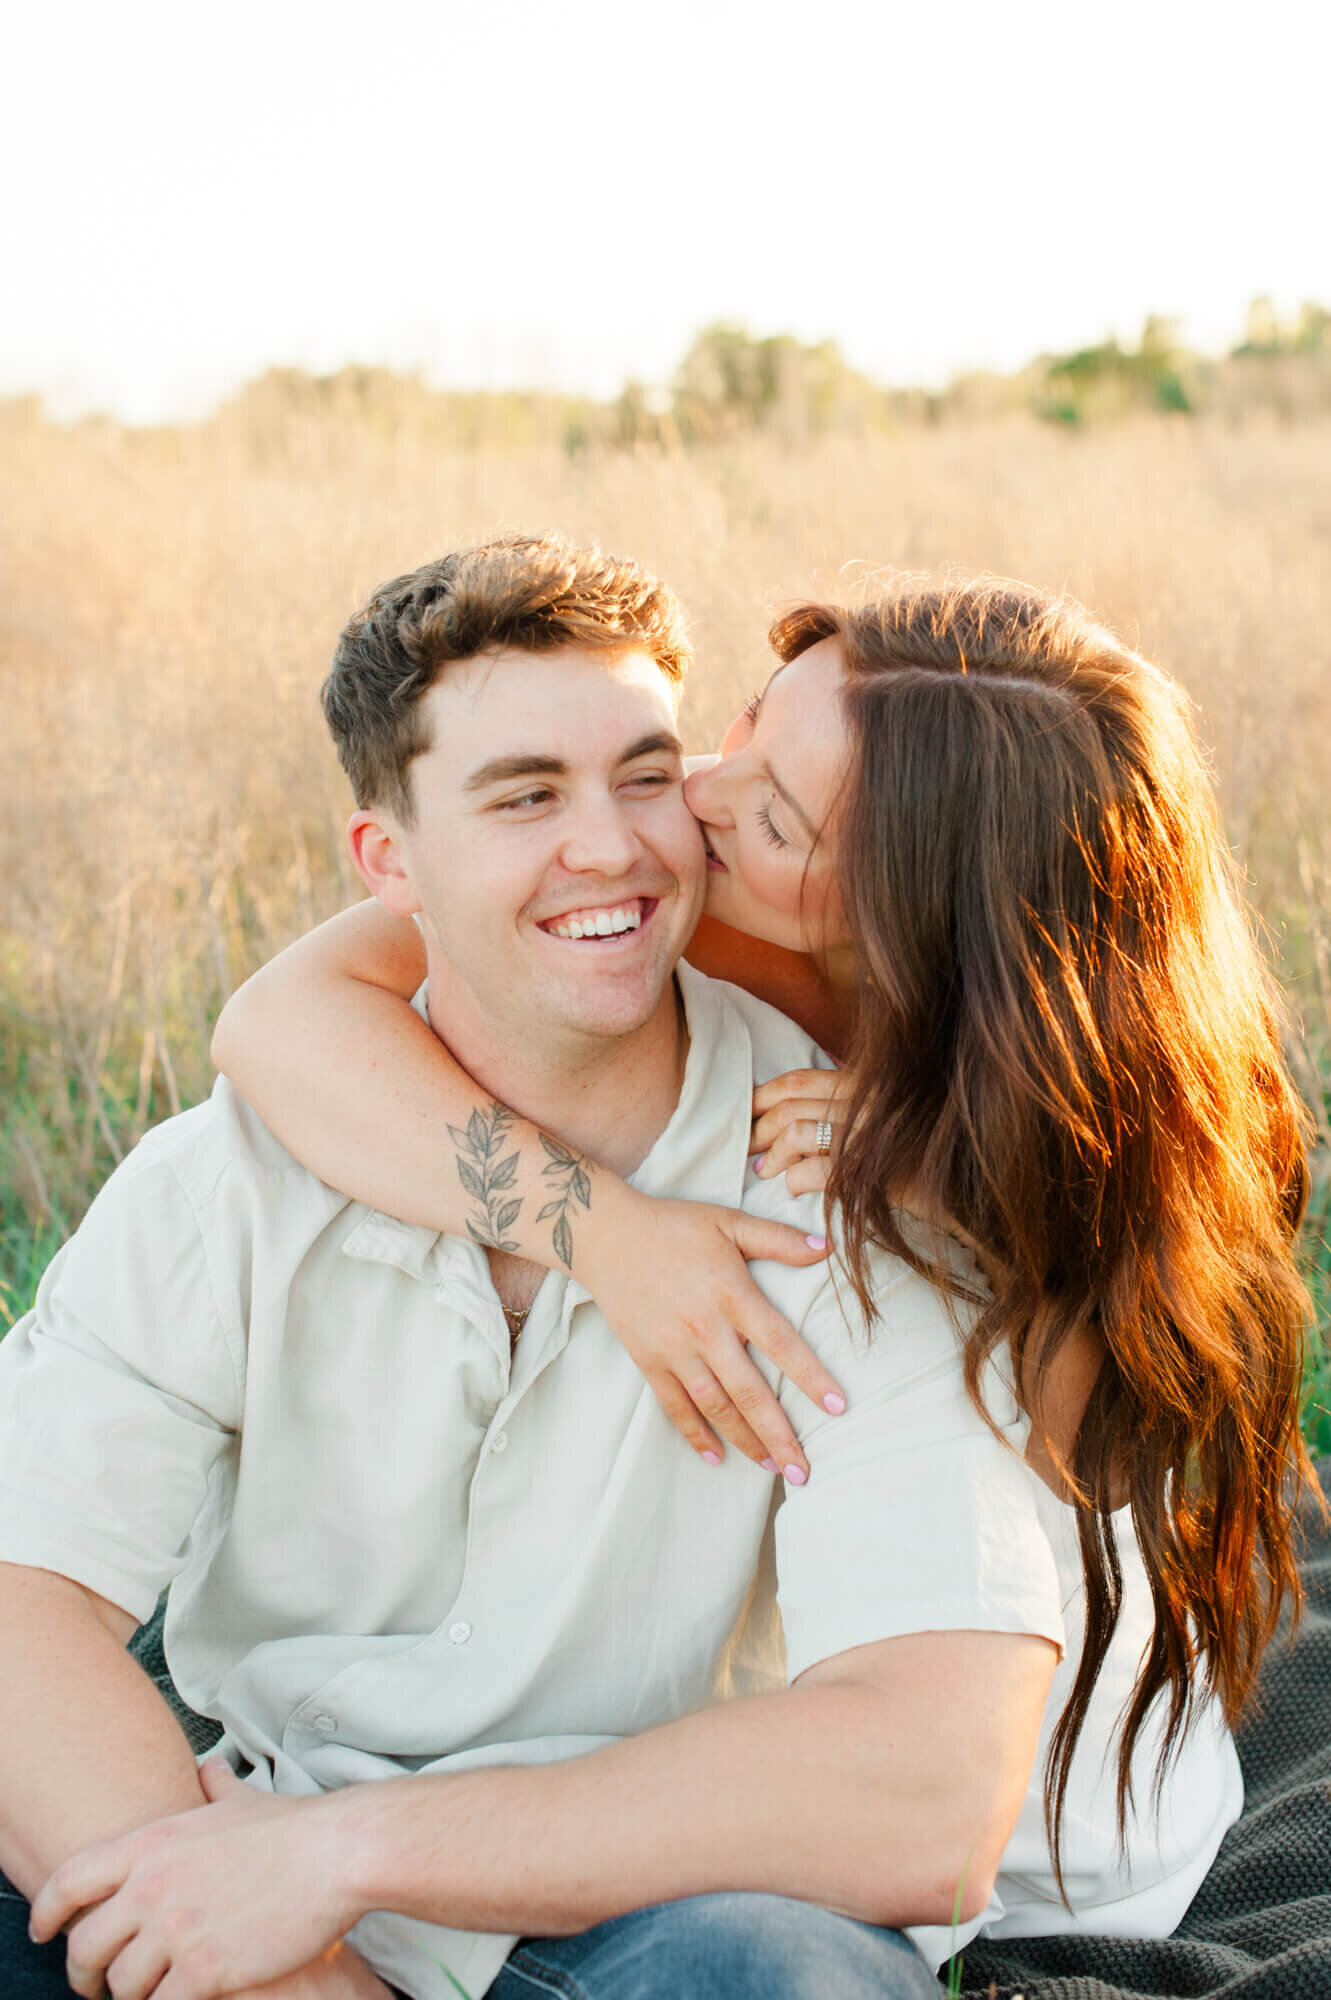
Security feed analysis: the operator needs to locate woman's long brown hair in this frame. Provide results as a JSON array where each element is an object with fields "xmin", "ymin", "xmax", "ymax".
[{"xmin": 771, "ymin": 580, "xmax": 1312, "ymax": 1878}]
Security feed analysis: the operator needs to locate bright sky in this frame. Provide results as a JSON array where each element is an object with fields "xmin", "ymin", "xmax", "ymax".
[{"xmin": 5, "ymin": 0, "xmax": 1327, "ymax": 423}]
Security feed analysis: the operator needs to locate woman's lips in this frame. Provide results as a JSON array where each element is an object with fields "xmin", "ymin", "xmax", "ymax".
[{"xmin": 702, "ymin": 833, "xmax": 728, "ymax": 873}]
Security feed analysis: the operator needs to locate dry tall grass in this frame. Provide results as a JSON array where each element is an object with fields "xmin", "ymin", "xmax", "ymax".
[{"xmin": 2, "ymin": 408, "xmax": 1329, "ymax": 1374}]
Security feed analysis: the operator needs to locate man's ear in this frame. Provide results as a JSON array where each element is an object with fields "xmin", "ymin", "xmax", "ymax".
[{"xmin": 347, "ymin": 810, "xmax": 421, "ymax": 917}]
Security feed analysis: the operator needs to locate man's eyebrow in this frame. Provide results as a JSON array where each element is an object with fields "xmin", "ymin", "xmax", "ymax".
[
  {"xmin": 462, "ymin": 733, "xmax": 684, "ymax": 794},
  {"xmin": 762, "ymin": 762, "xmax": 817, "ymax": 840},
  {"xmin": 463, "ymin": 753, "xmax": 569, "ymax": 793},
  {"xmin": 621, "ymin": 730, "xmax": 685, "ymax": 763}
]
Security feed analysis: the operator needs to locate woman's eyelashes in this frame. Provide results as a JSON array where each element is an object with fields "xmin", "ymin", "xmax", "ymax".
[
  {"xmin": 757, "ymin": 802, "xmax": 788, "ymax": 848},
  {"xmin": 737, "ymin": 697, "xmax": 791, "ymax": 847}
]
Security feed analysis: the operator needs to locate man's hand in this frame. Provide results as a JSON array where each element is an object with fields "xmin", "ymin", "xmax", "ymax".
[
  {"xmin": 30, "ymin": 1762, "xmax": 369, "ymax": 2000},
  {"xmin": 234, "ymin": 1946, "xmax": 396, "ymax": 2000}
]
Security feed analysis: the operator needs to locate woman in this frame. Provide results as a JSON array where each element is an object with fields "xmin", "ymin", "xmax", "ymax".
[{"xmin": 213, "ymin": 571, "xmax": 1312, "ymax": 1931}]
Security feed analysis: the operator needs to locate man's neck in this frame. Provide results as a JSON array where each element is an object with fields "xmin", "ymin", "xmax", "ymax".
[{"xmin": 423, "ymin": 953, "xmax": 689, "ymax": 1183}]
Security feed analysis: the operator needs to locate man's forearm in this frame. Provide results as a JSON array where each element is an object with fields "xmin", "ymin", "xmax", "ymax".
[
  {"xmin": 334, "ymin": 1639, "xmax": 1050, "ymax": 1940},
  {"xmin": 29, "ymin": 1632, "xmax": 1050, "ymax": 1998},
  {"xmin": 3, "ymin": 1568, "xmax": 396, "ymax": 1997},
  {"xmin": 0, "ymin": 1563, "xmax": 206, "ymax": 1896}
]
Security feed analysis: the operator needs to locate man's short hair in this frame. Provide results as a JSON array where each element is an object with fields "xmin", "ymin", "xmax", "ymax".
[{"xmin": 322, "ymin": 532, "xmax": 692, "ymax": 822}]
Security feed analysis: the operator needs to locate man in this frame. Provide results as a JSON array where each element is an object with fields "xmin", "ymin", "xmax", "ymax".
[{"xmin": 0, "ymin": 536, "xmax": 1061, "ymax": 2000}]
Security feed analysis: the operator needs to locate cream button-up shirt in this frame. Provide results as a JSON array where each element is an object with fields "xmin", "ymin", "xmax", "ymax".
[{"xmin": 0, "ymin": 964, "xmax": 1233, "ymax": 1996}]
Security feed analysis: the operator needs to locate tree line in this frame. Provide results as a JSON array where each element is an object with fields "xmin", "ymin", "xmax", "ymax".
[{"xmin": 6, "ymin": 299, "xmax": 1327, "ymax": 451}]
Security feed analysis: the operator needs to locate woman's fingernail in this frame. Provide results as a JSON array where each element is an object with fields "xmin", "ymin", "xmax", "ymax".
[
  {"xmin": 806, "ymin": 1234, "xmax": 827, "ymax": 1250},
  {"xmin": 784, "ymin": 1463, "xmax": 808, "ymax": 1486},
  {"xmin": 823, "ymin": 1391, "xmax": 846, "ymax": 1414},
  {"xmin": 760, "ymin": 1457, "xmax": 779, "ymax": 1473},
  {"xmin": 753, "ymin": 1154, "xmax": 765, "ymax": 1174},
  {"xmin": 702, "ymin": 1449, "xmax": 721, "ymax": 1466}
]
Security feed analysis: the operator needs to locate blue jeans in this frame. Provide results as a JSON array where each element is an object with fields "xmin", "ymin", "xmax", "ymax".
[
  {"xmin": 493, "ymin": 1894, "xmax": 943, "ymax": 1999},
  {"xmin": 0, "ymin": 1877, "xmax": 68, "ymax": 1998},
  {"xmin": 0, "ymin": 1881, "xmax": 941, "ymax": 1997}
]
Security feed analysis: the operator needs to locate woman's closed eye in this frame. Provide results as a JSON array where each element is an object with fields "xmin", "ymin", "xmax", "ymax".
[{"xmin": 757, "ymin": 802, "xmax": 788, "ymax": 848}]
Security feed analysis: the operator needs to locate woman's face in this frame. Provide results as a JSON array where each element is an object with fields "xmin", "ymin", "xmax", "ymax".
[{"xmin": 683, "ymin": 635, "xmax": 855, "ymax": 964}]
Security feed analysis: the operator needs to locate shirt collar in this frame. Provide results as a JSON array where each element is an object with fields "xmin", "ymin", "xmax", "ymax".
[
  {"xmin": 342, "ymin": 960, "xmax": 755, "ymax": 1283},
  {"xmin": 626, "ymin": 960, "xmax": 754, "ymax": 1209}
]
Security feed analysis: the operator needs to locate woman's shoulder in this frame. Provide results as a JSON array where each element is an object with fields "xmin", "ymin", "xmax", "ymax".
[{"xmin": 794, "ymin": 1220, "xmax": 1027, "ymax": 1423}]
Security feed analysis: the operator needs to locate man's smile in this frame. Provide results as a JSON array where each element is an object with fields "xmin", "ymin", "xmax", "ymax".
[{"xmin": 536, "ymin": 895, "xmax": 661, "ymax": 945}]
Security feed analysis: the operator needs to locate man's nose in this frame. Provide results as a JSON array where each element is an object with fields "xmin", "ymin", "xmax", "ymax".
[{"xmin": 558, "ymin": 796, "xmax": 644, "ymax": 875}]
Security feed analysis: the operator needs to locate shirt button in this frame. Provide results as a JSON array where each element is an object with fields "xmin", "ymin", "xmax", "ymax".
[
  {"xmin": 311, "ymin": 1714, "xmax": 337, "ymax": 1735},
  {"xmin": 490, "ymin": 1430, "xmax": 508, "ymax": 1453},
  {"xmin": 448, "ymin": 1620, "xmax": 473, "ymax": 1645}
]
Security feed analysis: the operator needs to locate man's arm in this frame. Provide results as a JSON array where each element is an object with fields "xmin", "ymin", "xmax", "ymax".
[
  {"xmin": 0, "ymin": 1568, "xmax": 395, "ymax": 2000},
  {"xmin": 0, "ymin": 1165, "xmax": 396, "ymax": 2000},
  {"xmin": 0, "ymin": 1156, "xmax": 238, "ymax": 1899},
  {"xmin": 341, "ymin": 1626, "xmax": 1056, "ymax": 1933},
  {"xmin": 0, "ymin": 1563, "xmax": 206, "ymax": 1897},
  {"xmin": 32, "ymin": 1623, "xmax": 1055, "ymax": 1999}
]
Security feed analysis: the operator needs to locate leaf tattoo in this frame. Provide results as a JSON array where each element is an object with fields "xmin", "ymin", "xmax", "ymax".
[
  {"xmin": 447, "ymin": 1103, "xmax": 523, "ymax": 1252},
  {"xmin": 535, "ymin": 1132, "xmax": 594, "ymax": 1268}
]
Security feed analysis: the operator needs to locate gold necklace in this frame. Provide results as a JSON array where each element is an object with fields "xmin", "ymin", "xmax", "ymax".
[{"xmin": 502, "ymin": 1304, "xmax": 529, "ymax": 1347}]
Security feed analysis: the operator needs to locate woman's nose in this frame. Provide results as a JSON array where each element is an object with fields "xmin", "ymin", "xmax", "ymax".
[{"xmin": 683, "ymin": 762, "xmax": 731, "ymax": 826}]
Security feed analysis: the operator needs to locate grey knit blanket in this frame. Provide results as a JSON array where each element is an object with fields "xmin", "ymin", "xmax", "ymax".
[{"xmin": 119, "ymin": 1463, "xmax": 1331, "ymax": 1999}]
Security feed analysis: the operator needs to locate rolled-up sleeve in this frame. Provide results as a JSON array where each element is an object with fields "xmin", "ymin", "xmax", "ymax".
[
  {"xmin": 0, "ymin": 1149, "xmax": 242, "ymax": 1625},
  {"xmin": 775, "ymin": 1258, "xmax": 1065, "ymax": 1682}
]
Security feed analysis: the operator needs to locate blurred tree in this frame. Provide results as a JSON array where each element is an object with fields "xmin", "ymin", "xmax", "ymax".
[
  {"xmin": 1034, "ymin": 318, "xmax": 1196, "ymax": 423},
  {"xmin": 1138, "ymin": 316, "xmax": 1194, "ymax": 413},
  {"xmin": 1238, "ymin": 296, "xmax": 1282, "ymax": 354},
  {"xmin": 1294, "ymin": 303, "xmax": 1331, "ymax": 351},
  {"xmin": 670, "ymin": 323, "xmax": 888, "ymax": 442}
]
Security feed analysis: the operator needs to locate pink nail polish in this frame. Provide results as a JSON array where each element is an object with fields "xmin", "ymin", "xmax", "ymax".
[
  {"xmin": 784, "ymin": 1463, "xmax": 808, "ymax": 1486},
  {"xmin": 823, "ymin": 1392, "xmax": 846, "ymax": 1415},
  {"xmin": 702, "ymin": 1449, "xmax": 721, "ymax": 1466},
  {"xmin": 805, "ymin": 1233, "xmax": 827, "ymax": 1250},
  {"xmin": 760, "ymin": 1457, "xmax": 779, "ymax": 1473},
  {"xmin": 753, "ymin": 1154, "xmax": 765, "ymax": 1173}
]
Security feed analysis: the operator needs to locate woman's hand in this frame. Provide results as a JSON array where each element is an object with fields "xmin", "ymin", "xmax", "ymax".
[
  {"xmin": 570, "ymin": 1180, "xmax": 845, "ymax": 1484},
  {"xmin": 750, "ymin": 1067, "xmax": 854, "ymax": 1197}
]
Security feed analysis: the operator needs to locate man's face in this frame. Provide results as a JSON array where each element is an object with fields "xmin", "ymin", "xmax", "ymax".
[{"xmin": 370, "ymin": 644, "xmax": 705, "ymax": 1053}]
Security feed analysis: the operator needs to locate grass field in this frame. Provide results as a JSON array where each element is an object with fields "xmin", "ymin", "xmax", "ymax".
[{"xmin": 2, "ymin": 404, "xmax": 1328, "ymax": 1430}]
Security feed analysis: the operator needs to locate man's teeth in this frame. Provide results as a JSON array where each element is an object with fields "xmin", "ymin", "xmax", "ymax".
[{"xmin": 548, "ymin": 904, "xmax": 643, "ymax": 940}]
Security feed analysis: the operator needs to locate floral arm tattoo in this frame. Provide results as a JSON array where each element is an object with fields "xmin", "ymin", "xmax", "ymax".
[
  {"xmin": 535, "ymin": 1133, "xmax": 595, "ymax": 1268},
  {"xmin": 448, "ymin": 1104, "xmax": 523, "ymax": 1252},
  {"xmin": 447, "ymin": 1103, "xmax": 595, "ymax": 1266}
]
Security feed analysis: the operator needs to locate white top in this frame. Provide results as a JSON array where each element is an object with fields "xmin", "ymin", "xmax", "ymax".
[
  {"xmin": 907, "ymin": 1480, "xmax": 1242, "ymax": 1967},
  {"xmin": 0, "ymin": 963, "xmax": 1237, "ymax": 1996}
]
